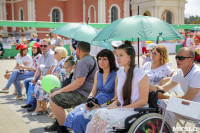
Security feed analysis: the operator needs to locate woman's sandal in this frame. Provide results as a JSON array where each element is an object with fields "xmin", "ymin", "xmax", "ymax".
[
  {"xmin": 31, "ymin": 111, "xmax": 48, "ymax": 116},
  {"xmin": 48, "ymin": 112, "xmax": 54, "ymax": 117}
]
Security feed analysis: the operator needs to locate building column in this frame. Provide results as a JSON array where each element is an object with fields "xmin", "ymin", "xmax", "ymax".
[
  {"xmin": 124, "ymin": 0, "xmax": 130, "ymax": 18},
  {"xmin": 83, "ymin": 0, "xmax": 85, "ymax": 22},
  {"xmin": 98, "ymin": 0, "xmax": 106, "ymax": 23},
  {"xmin": 27, "ymin": 0, "xmax": 36, "ymax": 21},
  {"xmin": 157, "ymin": 6, "xmax": 160, "ymax": 18},
  {"xmin": 0, "ymin": 0, "xmax": 7, "ymax": 33},
  {"xmin": 152, "ymin": 5, "xmax": 156, "ymax": 17},
  {"xmin": 11, "ymin": 0, "xmax": 16, "ymax": 32}
]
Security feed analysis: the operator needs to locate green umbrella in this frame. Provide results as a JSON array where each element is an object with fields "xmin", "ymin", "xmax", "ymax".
[
  {"xmin": 94, "ymin": 15, "xmax": 184, "ymax": 41},
  {"xmin": 93, "ymin": 15, "xmax": 184, "ymax": 66},
  {"xmin": 51, "ymin": 23, "xmax": 113, "ymax": 50},
  {"xmin": 191, "ymin": 26, "xmax": 200, "ymax": 31}
]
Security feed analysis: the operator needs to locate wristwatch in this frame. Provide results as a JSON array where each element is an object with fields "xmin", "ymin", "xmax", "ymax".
[{"xmin": 107, "ymin": 99, "xmax": 114, "ymax": 105}]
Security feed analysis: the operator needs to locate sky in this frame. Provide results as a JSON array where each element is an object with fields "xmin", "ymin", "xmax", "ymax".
[{"xmin": 184, "ymin": 0, "xmax": 200, "ymax": 17}]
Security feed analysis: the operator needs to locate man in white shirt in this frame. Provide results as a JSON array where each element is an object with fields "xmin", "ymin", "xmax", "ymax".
[
  {"xmin": 186, "ymin": 33, "xmax": 194, "ymax": 48},
  {"xmin": 150, "ymin": 47, "xmax": 200, "ymax": 125}
]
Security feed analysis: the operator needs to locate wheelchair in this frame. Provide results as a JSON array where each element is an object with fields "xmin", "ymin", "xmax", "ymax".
[{"xmin": 109, "ymin": 90, "xmax": 172, "ymax": 133}]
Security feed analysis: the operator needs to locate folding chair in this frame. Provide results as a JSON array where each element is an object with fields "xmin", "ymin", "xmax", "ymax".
[{"xmin": 160, "ymin": 96, "xmax": 200, "ymax": 133}]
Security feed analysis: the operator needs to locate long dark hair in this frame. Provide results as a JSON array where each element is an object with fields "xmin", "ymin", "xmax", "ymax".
[
  {"xmin": 118, "ymin": 44, "xmax": 136, "ymax": 106},
  {"xmin": 32, "ymin": 47, "xmax": 42, "ymax": 57},
  {"xmin": 96, "ymin": 49, "xmax": 118, "ymax": 73}
]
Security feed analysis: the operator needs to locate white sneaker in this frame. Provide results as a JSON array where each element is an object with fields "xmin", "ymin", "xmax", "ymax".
[
  {"xmin": 0, "ymin": 89, "xmax": 9, "ymax": 93},
  {"xmin": 13, "ymin": 96, "xmax": 24, "ymax": 100}
]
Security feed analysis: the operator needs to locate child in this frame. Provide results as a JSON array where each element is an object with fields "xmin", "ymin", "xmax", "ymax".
[
  {"xmin": 47, "ymin": 56, "xmax": 75, "ymax": 121},
  {"xmin": 61, "ymin": 56, "xmax": 75, "ymax": 87}
]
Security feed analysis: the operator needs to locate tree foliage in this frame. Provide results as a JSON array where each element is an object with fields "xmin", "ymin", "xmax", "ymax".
[
  {"xmin": 192, "ymin": 18, "xmax": 200, "ymax": 24},
  {"xmin": 184, "ymin": 15, "xmax": 200, "ymax": 24}
]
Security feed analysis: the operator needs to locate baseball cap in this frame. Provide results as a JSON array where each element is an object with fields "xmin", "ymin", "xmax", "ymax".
[
  {"xmin": 32, "ymin": 42, "xmax": 41, "ymax": 48},
  {"xmin": 15, "ymin": 44, "xmax": 28, "ymax": 50},
  {"xmin": 190, "ymin": 33, "xmax": 194, "ymax": 36}
]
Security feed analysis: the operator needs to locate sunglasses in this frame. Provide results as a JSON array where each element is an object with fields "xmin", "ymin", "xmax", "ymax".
[
  {"xmin": 151, "ymin": 52, "xmax": 160, "ymax": 55},
  {"xmin": 55, "ymin": 52, "xmax": 58, "ymax": 54},
  {"xmin": 40, "ymin": 45, "xmax": 48, "ymax": 48},
  {"xmin": 175, "ymin": 56, "xmax": 193, "ymax": 61},
  {"xmin": 113, "ymin": 46, "xmax": 117, "ymax": 49}
]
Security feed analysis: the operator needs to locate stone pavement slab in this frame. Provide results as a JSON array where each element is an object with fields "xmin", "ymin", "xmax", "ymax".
[
  {"xmin": 0, "ymin": 100, "xmax": 31, "ymax": 133},
  {"xmin": 0, "ymin": 58, "xmax": 56, "ymax": 133}
]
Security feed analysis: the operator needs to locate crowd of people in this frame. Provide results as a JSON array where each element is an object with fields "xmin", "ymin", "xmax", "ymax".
[
  {"xmin": 184, "ymin": 32, "xmax": 200, "ymax": 61},
  {"xmin": 0, "ymin": 31, "xmax": 200, "ymax": 133}
]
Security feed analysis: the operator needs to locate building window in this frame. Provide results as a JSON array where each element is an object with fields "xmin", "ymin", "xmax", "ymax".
[
  {"xmin": 88, "ymin": 5, "xmax": 96, "ymax": 23},
  {"xmin": 166, "ymin": 12, "xmax": 172, "ymax": 24},
  {"xmin": 52, "ymin": 9, "xmax": 60, "ymax": 22},
  {"xmin": 143, "ymin": 11, "xmax": 151, "ymax": 16},
  {"xmin": 20, "ymin": 9, "xmax": 24, "ymax": 21},
  {"xmin": 111, "ymin": 6, "xmax": 118, "ymax": 22}
]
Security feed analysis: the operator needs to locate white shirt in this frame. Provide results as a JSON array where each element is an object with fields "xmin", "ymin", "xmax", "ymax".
[
  {"xmin": 186, "ymin": 38, "xmax": 193, "ymax": 47},
  {"xmin": 16, "ymin": 53, "xmax": 32, "ymax": 67},
  {"xmin": 90, "ymin": 45, "xmax": 104, "ymax": 56},
  {"xmin": 7, "ymin": 37, "xmax": 16, "ymax": 45},
  {"xmin": 39, "ymin": 49, "xmax": 56, "ymax": 76},
  {"xmin": 142, "ymin": 62, "xmax": 174, "ymax": 85},
  {"xmin": 18, "ymin": 37, "xmax": 27, "ymax": 44},
  {"xmin": 172, "ymin": 65, "xmax": 200, "ymax": 102},
  {"xmin": 141, "ymin": 41, "xmax": 147, "ymax": 47},
  {"xmin": 117, "ymin": 67, "xmax": 146, "ymax": 106}
]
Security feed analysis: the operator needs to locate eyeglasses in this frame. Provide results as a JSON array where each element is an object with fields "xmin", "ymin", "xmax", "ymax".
[
  {"xmin": 40, "ymin": 45, "xmax": 48, "ymax": 48},
  {"xmin": 55, "ymin": 52, "xmax": 58, "ymax": 54},
  {"xmin": 151, "ymin": 52, "xmax": 160, "ymax": 55},
  {"xmin": 175, "ymin": 56, "xmax": 193, "ymax": 61}
]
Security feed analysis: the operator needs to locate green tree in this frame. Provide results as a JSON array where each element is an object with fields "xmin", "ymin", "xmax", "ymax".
[
  {"xmin": 192, "ymin": 18, "xmax": 200, "ymax": 24},
  {"xmin": 184, "ymin": 15, "xmax": 200, "ymax": 24}
]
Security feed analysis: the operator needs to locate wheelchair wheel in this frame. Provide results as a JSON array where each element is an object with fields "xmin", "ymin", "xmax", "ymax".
[{"xmin": 128, "ymin": 113, "xmax": 172, "ymax": 133}]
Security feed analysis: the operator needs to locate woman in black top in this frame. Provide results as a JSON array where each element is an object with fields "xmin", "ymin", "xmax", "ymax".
[{"xmin": 0, "ymin": 42, "xmax": 5, "ymax": 56}]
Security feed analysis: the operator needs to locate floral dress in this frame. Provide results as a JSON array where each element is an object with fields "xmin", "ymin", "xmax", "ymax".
[
  {"xmin": 52, "ymin": 58, "xmax": 68, "ymax": 83},
  {"xmin": 32, "ymin": 54, "xmax": 41, "ymax": 71},
  {"xmin": 33, "ymin": 58, "xmax": 66, "ymax": 101}
]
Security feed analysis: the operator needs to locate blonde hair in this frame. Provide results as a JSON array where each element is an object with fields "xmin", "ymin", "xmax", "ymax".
[
  {"xmin": 153, "ymin": 45, "xmax": 169, "ymax": 65},
  {"xmin": 55, "ymin": 47, "xmax": 68, "ymax": 58},
  {"xmin": 41, "ymin": 38, "xmax": 51, "ymax": 45}
]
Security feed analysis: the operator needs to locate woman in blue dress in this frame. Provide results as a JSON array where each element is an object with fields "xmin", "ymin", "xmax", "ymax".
[{"xmin": 64, "ymin": 49, "xmax": 118, "ymax": 133}]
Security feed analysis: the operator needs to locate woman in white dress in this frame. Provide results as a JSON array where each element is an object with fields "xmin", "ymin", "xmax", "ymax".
[{"xmin": 85, "ymin": 44, "xmax": 149, "ymax": 133}]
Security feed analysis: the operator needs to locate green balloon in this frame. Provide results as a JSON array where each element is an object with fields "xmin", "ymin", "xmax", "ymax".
[{"xmin": 41, "ymin": 74, "xmax": 61, "ymax": 93}]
